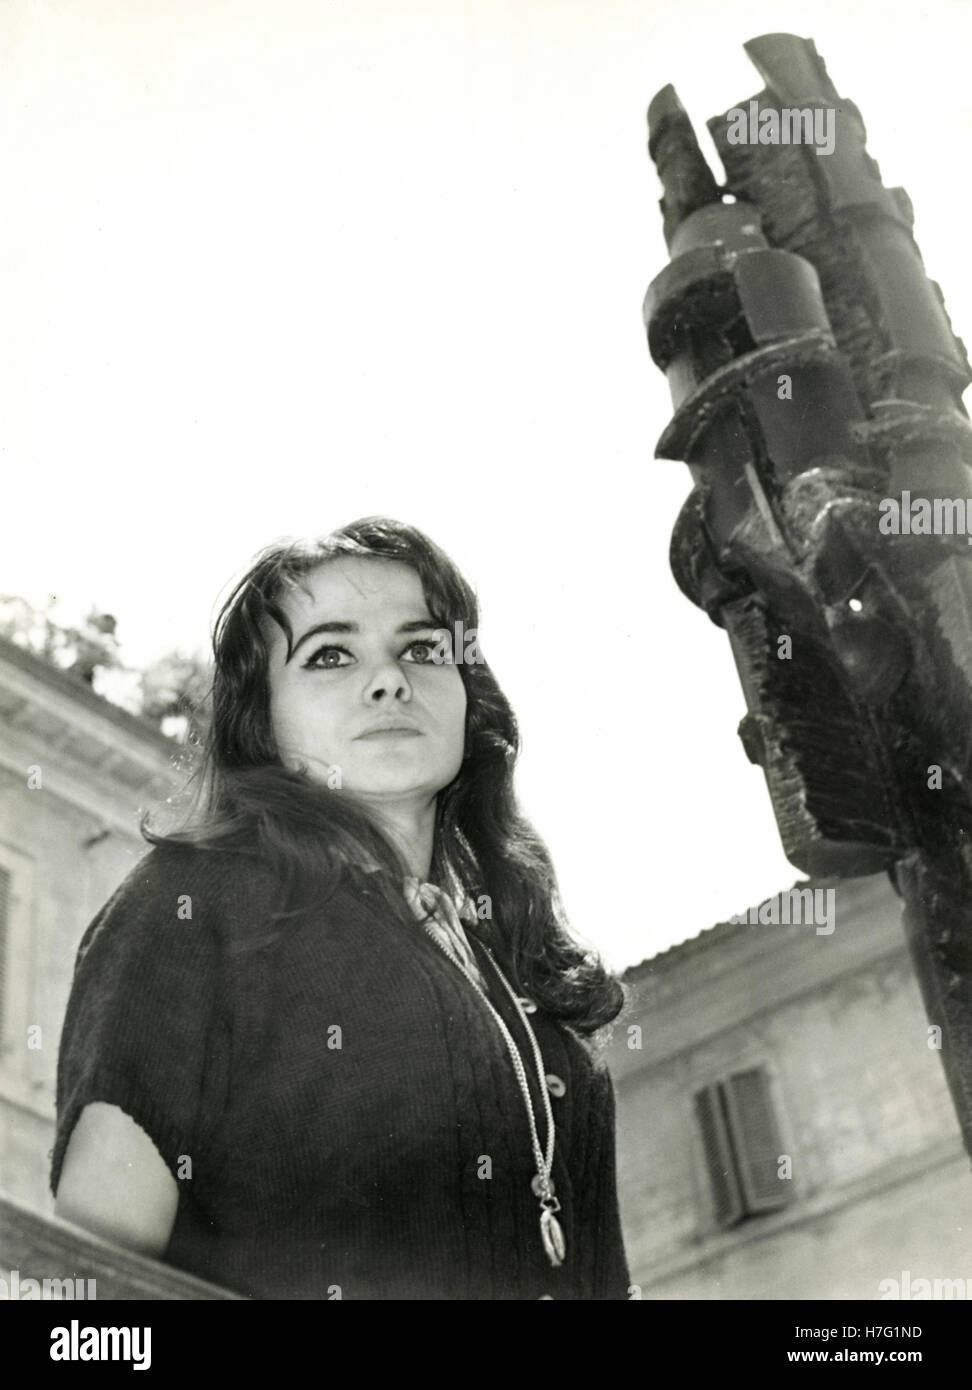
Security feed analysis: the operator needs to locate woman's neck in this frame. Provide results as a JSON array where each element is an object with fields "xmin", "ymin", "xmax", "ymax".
[{"xmin": 358, "ymin": 794, "xmax": 437, "ymax": 881}]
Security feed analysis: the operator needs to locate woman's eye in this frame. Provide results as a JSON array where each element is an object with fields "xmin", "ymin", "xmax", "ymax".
[
  {"xmin": 403, "ymin": 636, "xmax": 449, "ymax": 665},
  {"xmin": 304, "ymin": 645, "xmax": 354, "ymax": 670}
]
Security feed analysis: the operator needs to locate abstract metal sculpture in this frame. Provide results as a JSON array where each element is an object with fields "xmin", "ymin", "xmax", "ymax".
[{"xmin": 645, "ymin": 33, "xmax": 972, "ymax": 1159}]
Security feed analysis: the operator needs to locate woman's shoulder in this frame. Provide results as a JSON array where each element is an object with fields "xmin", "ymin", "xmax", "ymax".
[
  {"xmin": 79, "ymin": 841, "xmax": 284, "ymax": 959},
  {"xmin": 123, "ymin": 840, "xmax": 279, "ymax": 899}
]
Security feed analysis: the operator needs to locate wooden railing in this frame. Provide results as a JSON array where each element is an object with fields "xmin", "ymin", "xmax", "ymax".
[{"xmin": 0, "ymin": 1192, "xmax": 241, "ymax": 1299}]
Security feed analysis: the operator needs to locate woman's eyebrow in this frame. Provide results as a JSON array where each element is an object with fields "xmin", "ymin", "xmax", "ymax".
[{"xmin": 287, "ymin": 616, "xmax": 440, "ymax": 663}]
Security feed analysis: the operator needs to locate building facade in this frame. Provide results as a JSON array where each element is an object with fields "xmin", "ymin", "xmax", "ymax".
[
  {"xmin": 0, "ymin": 635, "xmax": 179, "ymax": 1216},
  {"xmin": 605, "ymin": 875, "xmax": 972, "ymax": 1299}
]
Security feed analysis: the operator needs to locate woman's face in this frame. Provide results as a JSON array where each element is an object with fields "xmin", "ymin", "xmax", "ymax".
[{"xmin": 265, "ymin": 557, "xmax": 467, "ymax": 803}]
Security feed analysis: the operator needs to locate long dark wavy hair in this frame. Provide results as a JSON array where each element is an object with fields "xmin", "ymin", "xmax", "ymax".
[{"xmin": 145, "ymin": 517, "xmax": 624, "ymax": 1035}]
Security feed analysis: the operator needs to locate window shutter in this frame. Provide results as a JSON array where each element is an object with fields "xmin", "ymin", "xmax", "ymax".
[
  {"xmin": 694, "ymin": 1084, "xmax": 744, "ymax": 1227},
  {"xmin": 0, "ymin": 865, "xmax": 9, "ymax": 1044},
  {"xmin": 723, "ymin": 1067, "xmax": 791, "ymax": 1214}
]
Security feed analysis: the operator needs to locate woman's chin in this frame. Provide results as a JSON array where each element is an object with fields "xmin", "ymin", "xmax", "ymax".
[{"xmin": 347, "ymin": 778, "xmax": 439, "ymax": 801}]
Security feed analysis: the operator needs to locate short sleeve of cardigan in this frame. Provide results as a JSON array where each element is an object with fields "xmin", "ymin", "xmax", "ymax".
[{"xmin": 50, "ymin": 847, "xmax": 227, "ymax": 1196}]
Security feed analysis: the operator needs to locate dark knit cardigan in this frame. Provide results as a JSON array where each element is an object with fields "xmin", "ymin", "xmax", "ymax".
[{"xmin": 51, "ymin": 844, "xmax": 630, "ymax": 1300}]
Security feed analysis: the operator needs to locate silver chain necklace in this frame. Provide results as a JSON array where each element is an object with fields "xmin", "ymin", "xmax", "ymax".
[{"xmin": 420, "ymin": 920, "xmax": 566, "ymax": 1268}]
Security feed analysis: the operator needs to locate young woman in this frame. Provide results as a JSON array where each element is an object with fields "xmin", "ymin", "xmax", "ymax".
[{"xmin": 51, "ymin": 517, "xmax": 630, "ymax": 1300}]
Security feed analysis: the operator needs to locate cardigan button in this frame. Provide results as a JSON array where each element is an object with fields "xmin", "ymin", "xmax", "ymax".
[
  {"xmin": 545, "ymin": 1073, "xmax": 566, "ymax": 1098},
  {"xmin": 517, "ymin": 996, "xmax": 538, "ymax": 1013},
  {"xmin": 538, "ymin": 1294, "xmax": 554, "ymax": 1300}
]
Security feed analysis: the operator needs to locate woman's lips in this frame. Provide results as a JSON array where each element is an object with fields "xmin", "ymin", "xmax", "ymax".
[{"xmin": 354, "ymin": 727, "xmax": 423, "ymax": 740}]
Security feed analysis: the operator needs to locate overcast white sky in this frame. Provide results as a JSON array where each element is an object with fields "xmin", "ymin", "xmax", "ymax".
[{"xmin": 3, "ymin": 0, "xmax": 971, "ymax": 970}]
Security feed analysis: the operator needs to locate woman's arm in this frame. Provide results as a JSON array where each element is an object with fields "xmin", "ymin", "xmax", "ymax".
[{"xmin": 54, "ymin": 1101, "xmax": 179, "ymax": 1257}]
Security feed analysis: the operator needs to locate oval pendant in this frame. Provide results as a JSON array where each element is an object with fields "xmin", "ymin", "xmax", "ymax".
[{"xmin": 540, "ymin": 1208, "xmax": 566, "ymax": 1267}]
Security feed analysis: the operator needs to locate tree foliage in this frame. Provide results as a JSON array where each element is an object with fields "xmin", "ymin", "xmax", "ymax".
[{"xmin": 0, "ymin": 594, "xmax": 212, "ymax": 741}]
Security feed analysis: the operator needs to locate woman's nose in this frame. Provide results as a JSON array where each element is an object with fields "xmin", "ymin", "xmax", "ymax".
[{"xmin": 363, "ymin": 660, "xmax": 412, "ymax": 703}]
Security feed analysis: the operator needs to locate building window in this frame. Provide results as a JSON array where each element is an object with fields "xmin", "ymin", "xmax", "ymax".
[{"xmin": 694, "ymin": 1067, "xmax": 793, "ymax": 1228}]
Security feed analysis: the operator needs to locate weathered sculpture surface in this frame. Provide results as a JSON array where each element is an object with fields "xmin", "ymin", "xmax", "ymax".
[{"xmin": 645, "ymin": 34, "xmax": 972, "ymax": 1159}]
